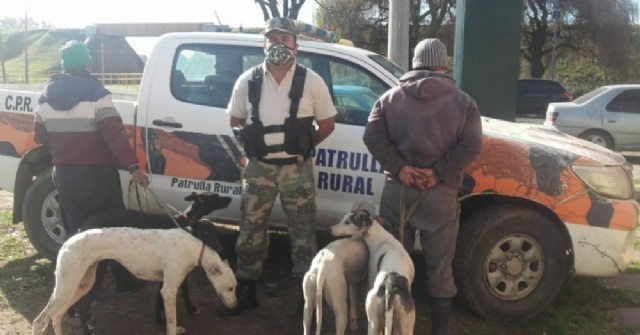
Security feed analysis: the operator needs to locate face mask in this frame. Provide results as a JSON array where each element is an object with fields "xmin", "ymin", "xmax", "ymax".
[{"xmin": 266, "ymin": 43, "xmax": 294, "ymax": 66}]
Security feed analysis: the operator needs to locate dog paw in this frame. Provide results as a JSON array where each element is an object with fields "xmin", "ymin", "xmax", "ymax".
[{"xmin": 177, "ymin": 326, "xmax": 187, "ymax": 334}]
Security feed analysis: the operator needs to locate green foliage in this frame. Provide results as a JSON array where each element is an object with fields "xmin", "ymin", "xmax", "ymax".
[
  {"xmin": 554, "ymin": 56, "xmax": 611, "ymax": 97},
  {"xmin": 2, "ymin": 29, "xmax": 84, "ymax": 84}
]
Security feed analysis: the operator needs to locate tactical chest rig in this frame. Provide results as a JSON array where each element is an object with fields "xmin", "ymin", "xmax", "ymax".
[{"xmin": 235, "ymin": 64, "xmax": 316, "ymax": 165}]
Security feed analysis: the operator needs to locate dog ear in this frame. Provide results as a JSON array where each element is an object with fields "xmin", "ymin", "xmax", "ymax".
[
  {"xmin": 184, "ymin": 192, "xmax": 198, "ymax": 202},
  {"xmin": 209, "ymin": 265, "xmax": 222, "ymax": 276},
  {"xmin": 356, "ymin": 210, "xmax": 373, "ymax": 227}
]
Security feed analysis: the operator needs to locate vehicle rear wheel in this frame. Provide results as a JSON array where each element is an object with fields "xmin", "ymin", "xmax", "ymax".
[
  {"xmin": 579, "ymin": 130, "xmax": 614, "ymax": 149},
  {"xmin": 22, "ymin": 170, "xmax": 67, "ymax": 261},
  {"xmin": 454, "ymin": 205, "xmax": 569, "ymax": 321}
]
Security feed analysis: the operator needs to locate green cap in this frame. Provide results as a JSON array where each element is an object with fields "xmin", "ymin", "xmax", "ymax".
[
  {"xmin": 264, "ymin": 17, "xmax": 297, "ymax": 36},
  {"xmin": 59, "ymin": 40, "xmax": 92, "ymax": 69}
]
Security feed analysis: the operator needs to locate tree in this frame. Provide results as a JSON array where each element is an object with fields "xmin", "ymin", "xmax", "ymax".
[
  {"xmin": 315, "ymin": 0, "xmax": 386, "ymax": 51},
  {"xmin": 409, "ymin": 0, "xmax": 455, "ymax": 50},
  {"xmin": 0, "ymin": 17, "xmax": 51, "ymax": 30},
  {"xmin": 254, "ymin": 0, "xmax": 307, "ymax": 20},
  {"xmin": 315, "ymin": 0, "xmax": 455, "ymax": 56},
  {"xmin": 521, "ymin": 0, "xmax": 637, "ymax": 78}
]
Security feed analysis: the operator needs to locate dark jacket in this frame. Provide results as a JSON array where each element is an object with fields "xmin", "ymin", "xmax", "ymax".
[
  {"xmin": 363, "ymin": 70, "xmax": 483, "ymax": 193},
  {"xmin": 34, "ymin": 71, "xmax": 138, "ymax": 170}
]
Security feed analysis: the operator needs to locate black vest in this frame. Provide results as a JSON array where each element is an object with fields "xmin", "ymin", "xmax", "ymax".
[{"xmin": 238, "ymin": 64, "xmax": 315, "ymax": 164}]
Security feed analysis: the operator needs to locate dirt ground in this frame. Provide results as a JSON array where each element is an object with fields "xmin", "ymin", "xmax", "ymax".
[{"xmin": 0, "ymin": 190, "xmax": 443, "ymax": 335}]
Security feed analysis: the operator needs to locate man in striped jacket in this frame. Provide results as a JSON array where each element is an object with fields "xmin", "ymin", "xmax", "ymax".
[{"xmin": 34, "ymin": 41, "xmax": 149, "ymax": 292}]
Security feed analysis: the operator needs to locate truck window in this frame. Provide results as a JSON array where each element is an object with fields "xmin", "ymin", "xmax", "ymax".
[
  {"xmin": 297, "ymin": 52, "xmax": 389, "ymax": 127},
  {"xmin": 171, "ymin": 44, "xmax": 389, "ymax": 123},
  {"xmin": 171, "ymin": 44, "xmax": 263, "ymax": 108}
]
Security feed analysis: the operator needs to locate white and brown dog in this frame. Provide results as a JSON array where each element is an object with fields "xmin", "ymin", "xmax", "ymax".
[
  {"xmin": 302, "ymin": 236, "xmax": 369, "ymax": 335},
  {"xmin": 331, "ymin": 202, "xmax": 415, "ymax": 335},
  {"xmin": 32, "ymin": 227, "xmax": 237, "ymax": 335}
]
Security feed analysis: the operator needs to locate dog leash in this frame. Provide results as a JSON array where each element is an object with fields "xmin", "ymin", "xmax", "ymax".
[
  {"xmin": 197, "ymin": 242, "xmax": 206, "ymax": 267},
  {"xmin": 145, "ymin": 186, "xmax": 184, "ymax": 229},
  {"xmin": 397, "ymin": 184, "xmax": 425, "ymax": 245},
  {"xmin": 127, "ymin": 182, "xmax": 183, "ymax": 229}
]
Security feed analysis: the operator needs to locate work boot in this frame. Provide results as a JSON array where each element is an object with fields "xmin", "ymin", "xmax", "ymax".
[
  {"xmin": 430, "ymin": 297, "xmax": 455, "ymax": 335},
  {"xmin": 217, "ymin": 279, "xmax": 259, "ymax": 317}
]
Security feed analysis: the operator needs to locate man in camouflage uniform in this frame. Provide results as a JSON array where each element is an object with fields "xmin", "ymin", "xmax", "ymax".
[{"xmin": 218, "ymin": 17, "xmax": 336, "ymax": 316}]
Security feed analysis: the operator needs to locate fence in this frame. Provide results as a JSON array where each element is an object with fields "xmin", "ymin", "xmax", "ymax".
[
  {"xmin": 94, "ymin": 73, "xmax": 143, "ymax": 87},
  {"xmin": 1, "ymin": 72, "xmax": 143, "ymax": 88}
]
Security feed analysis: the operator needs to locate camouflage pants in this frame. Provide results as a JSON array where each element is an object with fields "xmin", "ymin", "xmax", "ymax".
[
  {"xmin": 380, "ymin": 178, "xmax": 460, "ymax": 298},
  {"xmin": 235, "ymin": 158, "xmax": 317, "ymax": 280}
]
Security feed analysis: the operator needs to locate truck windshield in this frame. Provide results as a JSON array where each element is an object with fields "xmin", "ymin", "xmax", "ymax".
[{"xmin": 369, "ymin": 54, "xmax": 405, "ymax": 80}]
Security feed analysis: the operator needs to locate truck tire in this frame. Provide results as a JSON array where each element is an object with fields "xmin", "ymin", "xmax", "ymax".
[
  {"xmin": 454, "ymin": 205, "xmax": 569, "ymax": 321},
  {"xmin": 22, "ymin": 170, "xmax": 67, "ymax": 261}
]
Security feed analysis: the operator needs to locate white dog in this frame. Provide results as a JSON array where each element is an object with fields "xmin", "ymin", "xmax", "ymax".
[
  {"xmin": 331, "ymin": 203, "xmax": 415, "ymax": 335},
  {"xmin": 32, "ymin": 227, "xmax": 237, "ymax": 335},
  {"xmin": 302, "ymin": 237, "xmax": 369, "ymax": 335}
]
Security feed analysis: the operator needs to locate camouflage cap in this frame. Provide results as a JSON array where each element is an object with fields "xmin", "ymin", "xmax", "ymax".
[{"xmin": 264, "ymin": 17, "xmax": 297, "ymax": 36}]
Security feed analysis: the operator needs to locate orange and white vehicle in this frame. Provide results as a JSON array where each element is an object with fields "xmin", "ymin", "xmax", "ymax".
[{"xmin": 0, "ymin": 32, "xmax": 637, "ymax": 321}]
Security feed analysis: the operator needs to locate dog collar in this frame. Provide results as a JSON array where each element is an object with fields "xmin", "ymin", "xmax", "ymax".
[{"xmin": 198, "ymin": 242, "xmax": 205, "ymax": 267}]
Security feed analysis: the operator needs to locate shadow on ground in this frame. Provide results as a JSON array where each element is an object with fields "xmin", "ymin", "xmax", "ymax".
[{"xmin": 0, "ymin": 224, "xmax": 472, "ymax": 334}]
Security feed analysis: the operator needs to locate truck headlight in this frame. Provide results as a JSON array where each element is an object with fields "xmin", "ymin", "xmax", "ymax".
[{"xmin": 571, "ymin": 165, "xmax": 633, "ymax": 200}]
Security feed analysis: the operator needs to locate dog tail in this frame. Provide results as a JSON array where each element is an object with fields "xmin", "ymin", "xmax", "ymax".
[
  {"xmin": 383, "ymin": 272, "xmax": 412, "ymax": 335},
  {"xmin": 314, "ymin": 260, "xmax": 327, "ymax": 335}
]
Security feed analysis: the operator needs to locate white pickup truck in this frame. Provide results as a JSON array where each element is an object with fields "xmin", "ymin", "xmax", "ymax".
[{"xmin": 0, "ymin": 32, "xmax": 638, "ymax": 321}]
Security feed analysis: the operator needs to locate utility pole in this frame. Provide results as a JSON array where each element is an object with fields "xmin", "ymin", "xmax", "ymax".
[
  {"xmin": 24, "ymin": 0, "xmax": 29, "ymax": 84},
  {"xmin": 550, "ymin": 0, "xmax": 560, "ymax": 80},
  {"xmin": 388, "ymin": 0, "xmax": 410, "ymax": 70},
  {"xmin": 0, "ymin": 31, "xmax": 6, "ymax": 84}
]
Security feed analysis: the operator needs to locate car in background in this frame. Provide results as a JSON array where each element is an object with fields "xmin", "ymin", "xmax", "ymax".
[
  {"xmin": 517, "ymin": 79, "xmax": 572, "ymax": 117},
  {"xmin": 544, "ymin": 84, "xmax": 640, "ymax": 151}
]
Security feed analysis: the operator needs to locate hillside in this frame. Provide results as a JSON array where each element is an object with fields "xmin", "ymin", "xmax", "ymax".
[{"xmin": 1, "ymin": 29, "xmax": 144, "ymax": 84}]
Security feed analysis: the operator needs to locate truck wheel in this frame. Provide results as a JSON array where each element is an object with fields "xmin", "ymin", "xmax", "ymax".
[
  {"xmin": 22, "ymin": 170, "xmax": 67, "ymax": 261},
  {"xmin": 454, "ymin": 205, "xmax": 569, "ymax": 321}
]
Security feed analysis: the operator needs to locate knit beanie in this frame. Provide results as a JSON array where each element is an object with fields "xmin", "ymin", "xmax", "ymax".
[
  {"xmin": 59, "ymin": 40, "xmax": 92, "ymax": 69},
  {"xmin": 412, "ymin": 38, "xmax": 448, "ymax": 69}
]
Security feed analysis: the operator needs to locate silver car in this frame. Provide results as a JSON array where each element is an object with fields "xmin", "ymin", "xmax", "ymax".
[{"xmin": 544, "ymin": 84, "xmax": 640, "ymax": 150}]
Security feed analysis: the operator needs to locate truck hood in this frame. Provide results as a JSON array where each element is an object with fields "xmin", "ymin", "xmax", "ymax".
[{"xmin": 482, "ymin": 117, "xmax": 625, "ymax": 166}]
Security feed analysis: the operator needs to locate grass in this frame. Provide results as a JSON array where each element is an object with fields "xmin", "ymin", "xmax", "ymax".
[
  {"xmin": 1, "ymin": 210, "xmax": 640, "ymax": 334},
  {"xmin": 2, "ymin": 29, "xmax": 86, "ymax": 84},
  {"xmin": 0, "ymin": 210, "xmax": 54, "ymax": 307}
]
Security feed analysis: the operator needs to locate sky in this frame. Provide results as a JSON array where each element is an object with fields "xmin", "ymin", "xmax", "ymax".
[
  {"xmin": 1, "ymin": 0, "xmax": 639, "ymax": 55},
  {"xmin": 0, "ymin": 0, "xmax": 317, "ymax": 55},
  {"xmin": 0, "ymin": 0, "xmax": 316, "ymax": 28}
]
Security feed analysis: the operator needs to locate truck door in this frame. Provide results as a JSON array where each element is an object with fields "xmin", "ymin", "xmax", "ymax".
[
  {"xmin": 295, "ymin": 51, "xmax": 393, "ymax": 228},
  {"xmin": 140, "ymin": 40, "xmax": 263, "ymax": 220}
]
